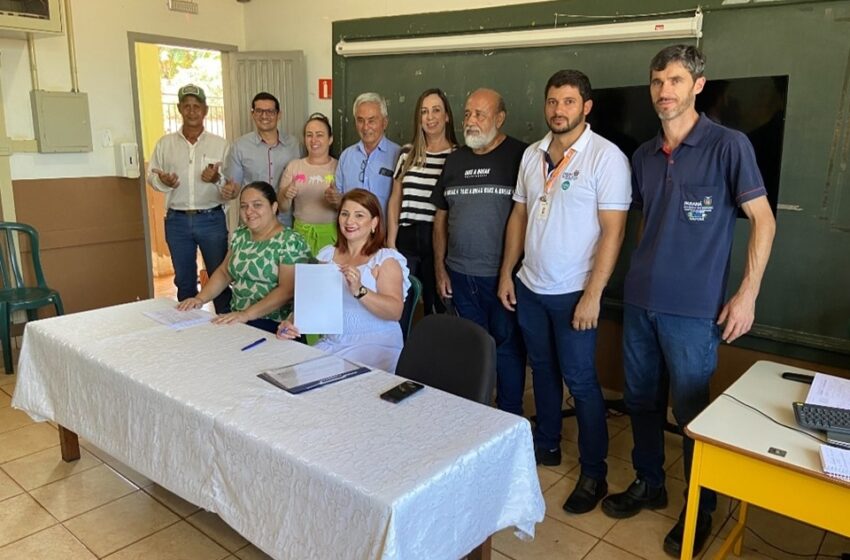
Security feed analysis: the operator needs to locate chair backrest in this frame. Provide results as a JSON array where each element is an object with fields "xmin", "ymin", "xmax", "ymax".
[
  {"xmin": 0, "ymin": 222, "xmax": 47, "ymax": 291},
  {"xmin": 399, "ymin": 274, "xmax": 422, "ymax": 342},
  {"xmin": 395, "ymin": 314, "xmax": 496, "ymax": 405}
]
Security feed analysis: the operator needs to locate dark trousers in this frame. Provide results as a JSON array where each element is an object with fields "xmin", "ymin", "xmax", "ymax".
[
  {"xmin": 164, "ymin": 208, "xmax": 231, "ymax": 314},
  {"xmin": 622, "ymin": 304, "xmax": 720, "ymax": 512},
  {"xmin": 516, "ymin": 280, "xmax": 608, "ymax": 481},
  {"xmin": 396, "ymin": 222, "xmax": 444, "ymax": 315},
  {"xmin": 448, "ymin": 268, "xmax": 526, "ymax": 415}
]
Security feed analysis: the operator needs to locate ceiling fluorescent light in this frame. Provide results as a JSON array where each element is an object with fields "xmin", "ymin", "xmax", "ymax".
[{"xmin": 336, "ymin": 11, "xmax": 702, "ymax": 58}]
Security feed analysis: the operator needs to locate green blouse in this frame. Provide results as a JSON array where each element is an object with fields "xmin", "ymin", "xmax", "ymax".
[{"xmin": 228, "ymin": 226, "xmax": 311, "ymax": 321}]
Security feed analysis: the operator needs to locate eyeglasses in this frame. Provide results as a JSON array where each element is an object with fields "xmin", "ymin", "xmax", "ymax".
[
  {"xmin": 252, "ymin": 108, "xmax": 278, "ymax": 117},
  {"xmin": 359, "ymin": 159, "xmax": 367, "ymax": 183}
]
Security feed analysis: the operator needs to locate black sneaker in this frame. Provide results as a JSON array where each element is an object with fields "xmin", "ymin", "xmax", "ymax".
[
  {"xmin": 563, "ymin": 474, "xmax": 608, "ymax": 514},
  {"xmin": 535, "ymin": 446, "xmax": 561, "ymax": 466},
  {"xmin": 600, "ymin": 478, "xmax": 668, "ymax": 519},
  {"xmin": 663, "ymin": 508, "xmax": 712, "ymax": 557}
]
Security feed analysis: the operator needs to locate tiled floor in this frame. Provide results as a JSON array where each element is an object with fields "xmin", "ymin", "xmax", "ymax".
[{"xmin": 1, "ymin": 357, "xmax": 848, "ymax": 558}]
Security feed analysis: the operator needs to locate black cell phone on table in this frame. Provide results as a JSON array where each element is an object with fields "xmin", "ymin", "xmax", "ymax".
[
  {"xmin": 781, "ymin": 372, "xmax": 814, "ymax": 384},
  {"xmin": 380, "ymin": 381, "xmax": 424, "ymax": 403}
]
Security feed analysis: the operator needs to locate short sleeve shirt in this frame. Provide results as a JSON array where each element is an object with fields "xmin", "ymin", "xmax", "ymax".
[
  {"xmin": 228, "ymin": 226, "xmax": 311, "ymax": 321},
  {"xmin": 624, "ymin": 114, "xmax": 767, "ymax": 318},
  {"xmin": 334, "ymin": 136, "xmax": 401, "ymax": 217},
  {"xmin": 431, "ymin": 136, "xmax": 527, "ymax": 276},
  {"xmin": 515, "ymin": 126, "xmax": 631, "ymax": 295}
]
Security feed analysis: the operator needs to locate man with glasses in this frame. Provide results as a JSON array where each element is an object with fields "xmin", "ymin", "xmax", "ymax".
[
  {"xmin": 335, "ymin": 92, "xmax": 400, "ymax": 217},
  {"xmin": 149, "ymin": 84, "xmax": 231, "ymax": 313},
  {"xmin": 226, "ymin": 92, "xmax": 303, "ymax": 225}
]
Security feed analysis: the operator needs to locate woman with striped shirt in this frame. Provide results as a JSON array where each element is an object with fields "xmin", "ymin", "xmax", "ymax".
[{"xmin": 387, "ymin": 88, "xmax": 458, "ymax": 315}]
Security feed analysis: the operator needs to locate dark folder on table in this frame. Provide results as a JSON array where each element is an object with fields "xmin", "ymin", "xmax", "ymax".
[{"xmin": 258, "ymin": 355, "xmax": 369, "ymax": 394}]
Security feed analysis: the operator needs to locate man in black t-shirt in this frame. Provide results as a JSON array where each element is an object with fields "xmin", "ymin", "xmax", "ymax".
[{"xmin": 431, "ymin": 88, "xmax": 528, "ymax": 415}]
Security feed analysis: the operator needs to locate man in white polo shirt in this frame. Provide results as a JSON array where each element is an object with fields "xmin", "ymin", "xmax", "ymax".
[{"xmin": 498, "ymin": 69, "xmax": 631, "ymax": 515}]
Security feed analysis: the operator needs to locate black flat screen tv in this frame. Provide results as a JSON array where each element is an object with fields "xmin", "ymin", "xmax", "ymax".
[{"xmin": 586, "ymin": 76, "xmax": 788, "ymax": 214}]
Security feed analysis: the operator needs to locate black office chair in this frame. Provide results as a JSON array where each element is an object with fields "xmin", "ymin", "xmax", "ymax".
[
  {"xmin": 398, "ymin": 274, "xmax": 422, "ymax": 342},
  {"xmin": 395, "ymin": 314, "xmax": 496, "ymax": 405}
]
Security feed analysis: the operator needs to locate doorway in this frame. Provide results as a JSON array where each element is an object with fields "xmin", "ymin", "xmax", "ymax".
[
  {"xmin": 129, "ymin": 34, "xmax": 306, "ymax": 303},
  {"xmin": 133, "ymin": 42, "xmax": 226, "ymax": 300},
  {"xmin": 128, "ymin": 33, "xmax": 237, "ymax": 302}
]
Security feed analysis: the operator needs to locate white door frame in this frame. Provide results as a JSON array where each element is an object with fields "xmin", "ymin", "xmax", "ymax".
[{"xmin": 126, "ymin": 32, "xmax": 238, "ymax": 298}]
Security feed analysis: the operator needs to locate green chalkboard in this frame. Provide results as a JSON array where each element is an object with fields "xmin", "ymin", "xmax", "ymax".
[{"xmin": 333, "ymin": 0, "xmax": 850, "ymax": 366}]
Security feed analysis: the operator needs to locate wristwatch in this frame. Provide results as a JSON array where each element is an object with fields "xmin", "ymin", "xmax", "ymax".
[{"xmin": 354, "ymin": 286, "xmax": 368, "ymax": 299}]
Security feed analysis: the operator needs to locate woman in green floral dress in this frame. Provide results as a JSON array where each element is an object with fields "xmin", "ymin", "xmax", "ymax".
[{"xmin": 177, "ymin": 181, "xmax": 311, "ymax": 333}]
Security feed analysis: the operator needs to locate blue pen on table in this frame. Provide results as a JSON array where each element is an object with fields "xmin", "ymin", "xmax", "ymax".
[{"xmin": 240, "ymin": 338, "xmax": 266, "ymax": 352}]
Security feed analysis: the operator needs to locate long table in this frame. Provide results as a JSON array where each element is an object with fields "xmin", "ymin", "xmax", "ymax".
[
  {"xmin": 681, "ymin": 360, "xmax": 850, "ymax": 559},
  {"xmin": 12, "ymin": 298, "xmax": 545, "ymax": 559}
]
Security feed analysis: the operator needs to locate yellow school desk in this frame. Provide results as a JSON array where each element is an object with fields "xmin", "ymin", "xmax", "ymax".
[{"xmin": 681, "ymin": 360, "xmax": 850, "ymax": 559}]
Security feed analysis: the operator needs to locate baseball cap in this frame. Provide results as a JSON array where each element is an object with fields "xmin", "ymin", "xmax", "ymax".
[{"xmin": 178, "ymin": 84, "xmax": 206, "ymax": 104}]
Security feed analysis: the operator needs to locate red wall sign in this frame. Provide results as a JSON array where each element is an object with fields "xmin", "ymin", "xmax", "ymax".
[{"xmin": 318, "ymin": 79, "xmax": 333, "ymax": 99}]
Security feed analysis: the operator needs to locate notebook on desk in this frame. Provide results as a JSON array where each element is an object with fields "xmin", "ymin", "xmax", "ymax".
[{"xmin": 820, "ymin": 444, "xmax": 850, "ymax": 481}]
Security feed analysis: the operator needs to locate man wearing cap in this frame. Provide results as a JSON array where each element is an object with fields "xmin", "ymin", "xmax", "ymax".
[
  {"xmin": 148, "ymin": 84, "xmax": 232, "ymax": 313},
  {"xmin": 225, "ymin": 92, "xmax": 303, "ymax": 226}
]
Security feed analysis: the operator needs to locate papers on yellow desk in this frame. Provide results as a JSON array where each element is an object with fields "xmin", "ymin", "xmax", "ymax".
[
  {"xmin": 820, "ymin": 444, "xmax": 850, "ymax": 481},
  {"xmin": 806, "ymin": 373, "xmax": 850, "ymax": 409},
  {"xmin": 258, "ymin": 355, "xmax": 370, "ymax": 394},
  {"xmin": 143, "ymin": 308, "xmax": 212, "ymax": 330}
]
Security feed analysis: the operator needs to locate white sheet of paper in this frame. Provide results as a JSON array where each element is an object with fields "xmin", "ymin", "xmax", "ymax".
[
  {"xmin": 294, "ymin": 263, "xmax": 343, "ymax": 334},
  {"xmin": 806, "ymin": 373, "xmax": 850, "ymax": 409},
  {"xmin": 143, "ymin": 308, "xmax": 212, "ymax": 330}
]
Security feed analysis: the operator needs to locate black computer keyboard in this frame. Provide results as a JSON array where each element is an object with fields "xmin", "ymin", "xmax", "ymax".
[{"xmin": 793, "ymin": 402, "xmax": 850, "ymax": 436}]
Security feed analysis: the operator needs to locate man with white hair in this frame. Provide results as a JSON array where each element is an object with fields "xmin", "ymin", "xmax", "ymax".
[
  {"xmin": 431, "ymin": 88, "xmax": 528, "ymax": 416},
  {"xmin": 335, "ymin": 92, "xmax": 401, "ymax": 216}
]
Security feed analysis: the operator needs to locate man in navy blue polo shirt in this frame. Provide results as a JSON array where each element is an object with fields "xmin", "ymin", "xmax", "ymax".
[{"xmin": 600, "ymin": 45, "xmax": 775, "ymax": 556}]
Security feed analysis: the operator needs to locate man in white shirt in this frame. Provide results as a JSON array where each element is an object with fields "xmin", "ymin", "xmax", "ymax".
[
  {"xmin": 148, "ymin": 84, "xmax": 233, "ymax": 313},
  {"xmin": 498, "ymin": 70, "xmax": 631, "ymax": 515}
]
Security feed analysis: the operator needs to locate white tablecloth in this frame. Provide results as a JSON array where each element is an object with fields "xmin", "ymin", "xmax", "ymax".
[{"xmin": 12, "ymin": 299, "xmax": 544, "ymax": 559}]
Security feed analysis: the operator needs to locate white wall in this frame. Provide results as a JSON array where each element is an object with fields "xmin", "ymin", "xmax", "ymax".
[
  {"xmin": 1, "ymin": 0, "xmax": 246, "ymax": 180},
  {"xmin": 242, "ymin": 0, "xmax": 534, "ymax": 117}
]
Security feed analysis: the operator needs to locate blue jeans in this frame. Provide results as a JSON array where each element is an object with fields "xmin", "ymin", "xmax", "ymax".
[
  {"xmin": 516, "ymin": 280, "xmax": 608, "ymax": 481},
  {"xmin": 622, "ymin": 304, "xmax": 720, "ymax": 512},
  {"xmin": 448, "ymin": 269, "xmax": 526, "ymax": 415},
  {"xmin": 164, "ymin": 209, "xmax": 231, "ymax": 314}
]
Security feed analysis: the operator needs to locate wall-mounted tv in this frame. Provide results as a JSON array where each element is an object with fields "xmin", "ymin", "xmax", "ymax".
[{"xmin": 587, "ymin": 76, "xmax": 788, "ymax": 215}]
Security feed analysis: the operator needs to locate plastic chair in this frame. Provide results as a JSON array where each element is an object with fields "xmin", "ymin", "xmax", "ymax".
[
  {"xmin": 399, "ymin": 274, "xmax": 422, "ymax": 342},
  {"xmin": 0, "ymin": 222, "xmax": 64, "ymax": 373},
  {"xmin": 395, "ymin": 314, "xmax": 496, "ymax": 405}
]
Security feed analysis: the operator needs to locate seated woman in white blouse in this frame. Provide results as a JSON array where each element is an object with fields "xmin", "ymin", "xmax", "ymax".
[{"xmin": 276, "ymin": 188, "xmax": 410, "ymax": 373}]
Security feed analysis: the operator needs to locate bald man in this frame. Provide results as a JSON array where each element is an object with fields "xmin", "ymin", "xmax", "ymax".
[{"xmin": 431, "ymin": 88, "xmax": 528, "ymax": 416}]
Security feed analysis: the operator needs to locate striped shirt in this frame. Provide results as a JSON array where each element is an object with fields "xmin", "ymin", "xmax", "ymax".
[{"xmin": 393, "ymin": 146, "xmax": 453, "ymax": 226}]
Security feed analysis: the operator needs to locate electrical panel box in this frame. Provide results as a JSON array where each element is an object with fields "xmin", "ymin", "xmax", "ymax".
[{"xmin": 30, "ymin": 90, "xmax": 93, "ymax": 153}]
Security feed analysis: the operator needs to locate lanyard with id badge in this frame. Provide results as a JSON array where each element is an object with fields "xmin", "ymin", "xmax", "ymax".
[{"xmin": 538, "ymin": 147, "xmax": 576, "ymax": 220}]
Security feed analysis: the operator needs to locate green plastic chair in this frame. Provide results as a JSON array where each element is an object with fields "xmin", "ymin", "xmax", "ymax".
[
  {"xmin": 399, "ymin": 274, "xmax": 422, "ymax": 342},
  {"xmin": 0, "ymin": 222, "xmax": 64, "ymax": 373}
]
